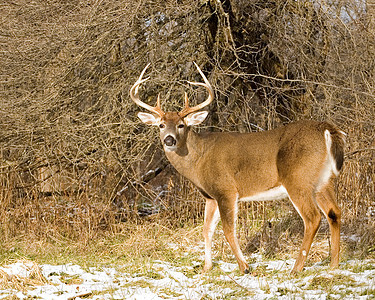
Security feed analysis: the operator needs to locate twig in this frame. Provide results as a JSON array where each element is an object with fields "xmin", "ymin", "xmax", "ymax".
[
  {"xmin": 225, "ymin": 273, "xmax": 251, "ymax": 292},
  {"xmin": 345, "ymin": 148, "xmax": 375, "ymax": 157},
  {"xmin": 67, "ymin": 292, "xmax": 93, "ymax": 300}
]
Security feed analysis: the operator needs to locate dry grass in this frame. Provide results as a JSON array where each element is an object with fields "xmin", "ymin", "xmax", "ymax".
[
  {"xmin": 0, "ymin": 260, "xmax": 48, "ymax": 293},
  {"xmin": 0, "ymin": 0, "xmax": 374, "ymax": 262}
]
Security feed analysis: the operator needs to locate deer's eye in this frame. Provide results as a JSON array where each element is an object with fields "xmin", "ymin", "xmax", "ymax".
[
  {"xmin": 159, "ymin": 124, "xmax": 166, "ymax": 129},
  {"xmin": 177, "ymin": 124, "xmax": 185, "ymax": 129}
]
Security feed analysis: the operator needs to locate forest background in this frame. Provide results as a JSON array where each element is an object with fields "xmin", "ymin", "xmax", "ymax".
[{"xmin": 0, "ymin": 0, "xmax": 374, "ymax": 261}]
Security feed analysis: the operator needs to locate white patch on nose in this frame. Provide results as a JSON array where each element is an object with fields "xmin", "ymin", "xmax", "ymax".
[
  {"xmin": 302, "ymin": 250, "xmax": 307, "ymax": 257},
  {"xmin": 164, "ymin": 145, "xmax": 177, "ymax": 152}
]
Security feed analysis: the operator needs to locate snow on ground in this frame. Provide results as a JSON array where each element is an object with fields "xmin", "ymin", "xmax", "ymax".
[{"xmin": 0, "ymin": 255, "xmax": 374, "ymax": 299}]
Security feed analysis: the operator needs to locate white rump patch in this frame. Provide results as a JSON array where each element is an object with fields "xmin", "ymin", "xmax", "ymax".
[
  {"xmin": 316, "ymin": 130, "xmax": 339, "ymax": 191},
  {"xmin": 239, "ymin": 186, "xmax": 289, "ymax": 202},
  {"xmin": 324, "ymin": 129, "xmax": 339, "ymax": 176}
]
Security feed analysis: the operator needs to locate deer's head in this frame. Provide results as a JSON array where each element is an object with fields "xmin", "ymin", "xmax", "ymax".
[{"xmin": 130, "ymin": 63, "xmax": 213, "ymax": 152}]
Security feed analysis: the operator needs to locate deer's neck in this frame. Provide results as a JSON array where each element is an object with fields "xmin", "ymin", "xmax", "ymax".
[{"xmin": 164, "ymin": 130, "xmax": 206, "ymax": 183}]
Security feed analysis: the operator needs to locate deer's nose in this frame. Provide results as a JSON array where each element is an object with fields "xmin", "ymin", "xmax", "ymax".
[{"xmin": 164, "ymin": 135, "xmax": 176, "ymax": 147}]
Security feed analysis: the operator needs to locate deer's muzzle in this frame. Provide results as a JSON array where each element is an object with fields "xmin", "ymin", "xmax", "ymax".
[{"xmin": 164, "ymin": 135, "xmax": 177, "ymax": 147}]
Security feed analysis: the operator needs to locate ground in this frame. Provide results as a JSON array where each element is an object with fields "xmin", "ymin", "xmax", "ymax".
[{"xmin": 0, "ymin": 250, "xmax": 374, "ymax": 299}]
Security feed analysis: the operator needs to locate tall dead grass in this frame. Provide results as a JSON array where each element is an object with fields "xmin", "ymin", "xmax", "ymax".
[{"xmin": 0, "ymin": 0, "xmax": 374, "ymax": 258}]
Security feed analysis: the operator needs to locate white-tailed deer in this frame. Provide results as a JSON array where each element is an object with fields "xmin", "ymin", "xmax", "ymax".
[{"xmin": 130, "ymin": 63, "xmax": 345, "ymax": 274}]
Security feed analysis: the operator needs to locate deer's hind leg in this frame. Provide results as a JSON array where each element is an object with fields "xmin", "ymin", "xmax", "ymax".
[
  {"xmin": 283, "ymin": 184, "xmax": 322, "ymax": 273},
  {"xmin": 315, "ymin": 180, "xmax": 341, "ymax": 269}
]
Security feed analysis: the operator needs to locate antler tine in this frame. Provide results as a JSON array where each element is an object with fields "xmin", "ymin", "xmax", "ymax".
[
  {"xmin": 180, "ymin": 62, "xmax": 214, "ymax": 117},
  {"xmin": 130, "ymin": 63, "xmax": 164, "ymax": 117}
]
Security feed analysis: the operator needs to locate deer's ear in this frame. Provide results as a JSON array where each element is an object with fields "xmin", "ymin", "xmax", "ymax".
[
  {"xmin": 184, "ymin": 111, "xmax": 208, "ymax": 126},
  {"xmin": 137, "ymin": 112, "xmax": 160, "ymax": 126}
]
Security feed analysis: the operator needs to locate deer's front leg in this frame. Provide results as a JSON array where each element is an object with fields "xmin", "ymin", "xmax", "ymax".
[
  {"xmin": 202, "ymin": 198, "xmax": 220, "ymax": 272},
  {"xmin": 218, "ymin": 195, "xmax": 250, "ymax": 274}
]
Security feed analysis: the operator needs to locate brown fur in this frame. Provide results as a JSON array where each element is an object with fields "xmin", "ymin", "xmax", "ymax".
[{"xmin": 159, "ymin": 119, "xmax": 345, "ymax": 273}]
